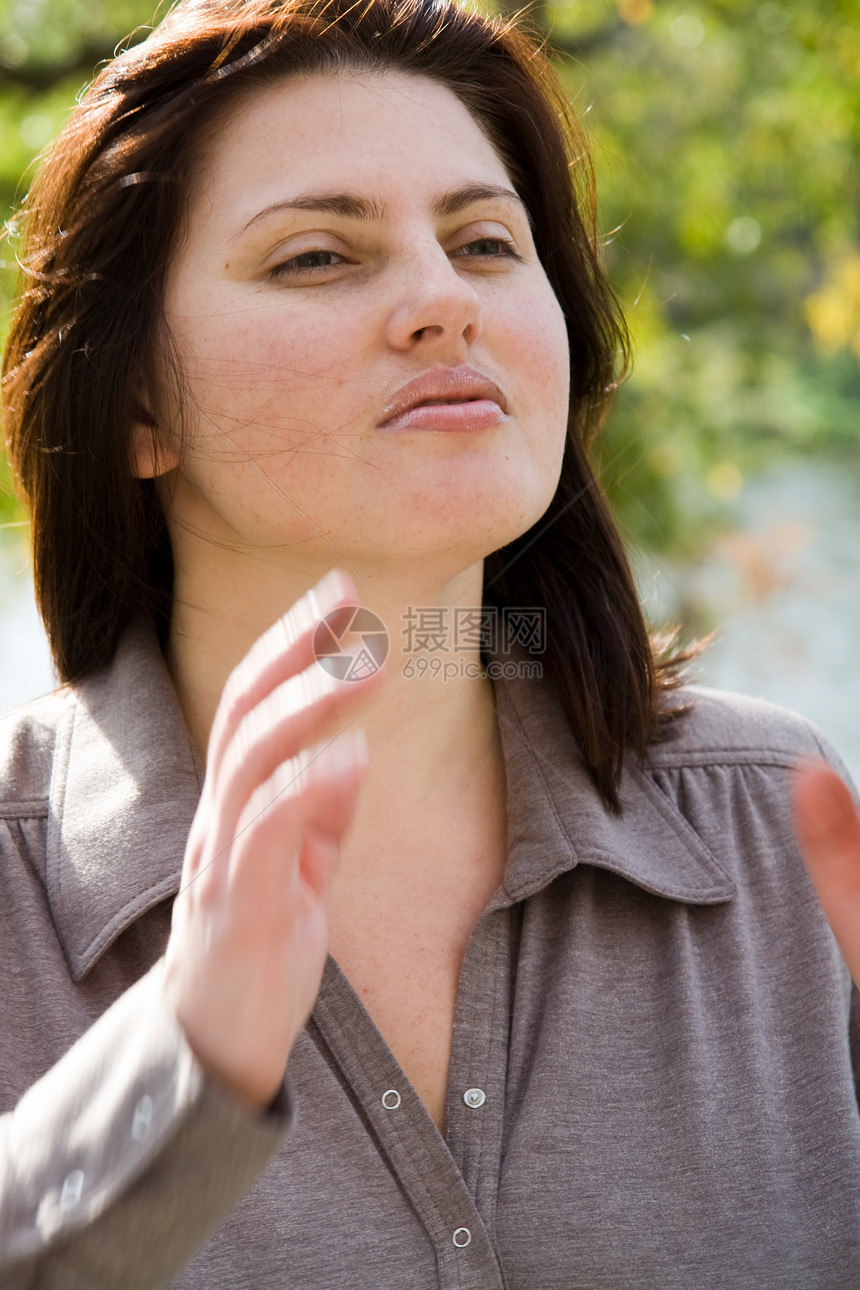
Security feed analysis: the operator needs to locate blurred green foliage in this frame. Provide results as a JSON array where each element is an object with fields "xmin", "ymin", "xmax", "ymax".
[
  {"xmin": 550, "ymin": 0, "xmax": 860, "ymax": 557},
  {"xmin": 0, "ymin": 0, "xmax": 858, "ymax": 553}
]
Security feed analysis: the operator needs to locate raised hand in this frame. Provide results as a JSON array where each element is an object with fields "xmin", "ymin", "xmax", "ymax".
[
  {"xmin": 162, "ymin": 570, "xmax": 384, "ymax": 1109},
  {"xmin": 794, "ymin": 762, "xmax": 860, "ymax": 987}
]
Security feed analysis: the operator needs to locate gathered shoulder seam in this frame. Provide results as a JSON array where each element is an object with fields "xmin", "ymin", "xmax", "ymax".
[
  {"xmin": 647, "ymin": 749, "xmax": 802, "ymax": 771},
  {"xmin": 0, "ymin": 799, "xmax": 49, "ymax": 820}
]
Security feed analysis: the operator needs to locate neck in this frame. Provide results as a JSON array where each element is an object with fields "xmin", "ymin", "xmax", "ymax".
[{"xmin": 165, "ymin": 551, "xmax": 506, "ymax": 875}]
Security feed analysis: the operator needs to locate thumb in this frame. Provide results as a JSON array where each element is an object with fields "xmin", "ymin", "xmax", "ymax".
[{"xmin": 298, "ymin": 826, "xmax": 343, "ymax": 902}]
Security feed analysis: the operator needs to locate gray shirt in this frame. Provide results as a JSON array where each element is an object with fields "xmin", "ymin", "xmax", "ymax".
[{"xmin": 1, "ymin": 619, "xmax": 859, "ymax": 1288}]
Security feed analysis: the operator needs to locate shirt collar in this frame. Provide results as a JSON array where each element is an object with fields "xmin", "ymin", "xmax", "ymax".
[
  {"xmin": 49, "ymin": 623, "xmax": 733, "ymax": 982},
  {"xmin": 48, "ymin": 619, "xmax": 201, "ymax": 981},
  {"xmin": 492, "ymin": 661, "xmax": 735, "ymax": 907}
]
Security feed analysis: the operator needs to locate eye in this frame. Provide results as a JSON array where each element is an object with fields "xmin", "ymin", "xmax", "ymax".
[
  {"xmin": 269, "ymin": 249, "xmax": 346, "ymax": 279},
  {"xmin": 452, "ymin": 236, "xmax": 522, "ymax": 262}
]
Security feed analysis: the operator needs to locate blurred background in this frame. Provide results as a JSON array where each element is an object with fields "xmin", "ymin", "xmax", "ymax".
[{"xmin": 1, "ymin": 0, "xmax": 858, "ymax": 773}]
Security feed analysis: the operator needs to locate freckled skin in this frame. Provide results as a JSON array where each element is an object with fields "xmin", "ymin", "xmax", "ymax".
[
  {"xmin": 152, "ymin": 70, "xmax": 570, "ymax": 585},
  {"xmin": 146, "ymin": 72, "xmax": 566, "ymax": 1120}
]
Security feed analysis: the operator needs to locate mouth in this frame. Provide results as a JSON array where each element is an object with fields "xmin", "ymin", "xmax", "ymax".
[{"xmin": 378, "ymin": 366, "xmax": 508, "ymax": 433}]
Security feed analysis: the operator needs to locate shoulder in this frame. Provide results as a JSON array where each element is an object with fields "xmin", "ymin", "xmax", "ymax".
[
  {"xmin": 0, "ymin": 687, "xmax": 73, "ymax": 816},
  {"xmin": 647, "ymin": 685, "xmax": 843, "ymax": 775},
  {"xmin": 639, "ymin": 687, "xmax": 853, "ymax": 900}
]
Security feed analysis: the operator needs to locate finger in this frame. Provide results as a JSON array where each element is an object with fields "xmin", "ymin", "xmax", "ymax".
[
  {"xmin": 215, "ymin": 655, "xmax": 382, "ymax": 818},
  {"xmin": 208, "ymin": 567, "xmax": 359, "ymax": 771},
  {"xmin": 227, "ymin": 729, "xmax": 369, "ymax": 909},
  {"xmin": 207, "ymin": 662, "xmax": 382, "ymax": 862},
  {"xmin": 296, "ymin": 728, "xmax": 370, "ymax": 838},
  {"xmin": 297, "ymin": 827, "xmax": 343, "ymax": 907},
  {"xmin": 794, "ymin": 761, "xmax": 860, "ymax": 980}
]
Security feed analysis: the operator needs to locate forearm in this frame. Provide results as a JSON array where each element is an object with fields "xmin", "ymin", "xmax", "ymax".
[{"xmin": 0, "ymin": 963, "xmax": 290, "ymax": 1289}]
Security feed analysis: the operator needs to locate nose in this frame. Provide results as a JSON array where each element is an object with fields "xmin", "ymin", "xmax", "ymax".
[{"xmin": 384, "ymin": 240, "xmax": 482, "ymax": 354}]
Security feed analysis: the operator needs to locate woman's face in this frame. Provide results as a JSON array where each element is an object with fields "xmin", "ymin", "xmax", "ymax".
[{"xmin": 153, "ymin": 70, "xmax": 570, "ymax": 580}]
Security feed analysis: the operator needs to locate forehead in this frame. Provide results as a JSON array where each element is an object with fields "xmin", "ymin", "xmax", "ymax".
[{"xmin": 187, "ymin": 69, "xmax": 513, "ymax": 230}]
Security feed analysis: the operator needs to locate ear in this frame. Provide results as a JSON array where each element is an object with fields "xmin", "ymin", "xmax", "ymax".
[{"xmin": 130, "ymin": 402, "xmax": 179, "ymax": 479}]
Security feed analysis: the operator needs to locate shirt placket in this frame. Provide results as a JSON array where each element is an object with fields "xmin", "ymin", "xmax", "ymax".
[
  {"xmin": 310, "ymin": 906, "xmax": 515, "ymax": 1290},
  {"xmin": 444, "ymin": 903, "xmax": 517, "ymax": 1236}
]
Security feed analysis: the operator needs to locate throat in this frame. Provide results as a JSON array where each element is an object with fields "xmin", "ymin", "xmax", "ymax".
[{"xmin": 328, "ymin": 836, "xmax": 506, "ymax": 1134}]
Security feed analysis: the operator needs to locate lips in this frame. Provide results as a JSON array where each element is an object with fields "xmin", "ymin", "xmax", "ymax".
[{"xmin": 378, "ymin": 366, "xmax": 508, "ymax": 432}]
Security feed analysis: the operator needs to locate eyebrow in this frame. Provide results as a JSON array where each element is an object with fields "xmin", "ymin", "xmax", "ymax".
[{"xmin": 237, "ymin": 183, "xmax": 527, "ymax": 237}]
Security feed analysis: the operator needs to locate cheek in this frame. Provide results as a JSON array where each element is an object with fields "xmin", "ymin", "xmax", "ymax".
[
  {"xmin": 535, "ymin": 291, "xmax": 570, "ymax": 394},
  {"xmin": 507, "ymin": 285, "xmax": 570, "ymax": 435},
  {"xmin": 170, "ymin": 297, "xmax": 359, "ymax": 443}
]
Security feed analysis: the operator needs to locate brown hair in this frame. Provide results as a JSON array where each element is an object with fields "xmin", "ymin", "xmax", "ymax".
[{"xmin": 2, "ymin": 0, "xmax": 683, "ymax": 809}]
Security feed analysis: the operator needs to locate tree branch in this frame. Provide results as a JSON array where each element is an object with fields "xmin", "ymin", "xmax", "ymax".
[
  {"xmin": 490, "ymin": 5, "xmax": 624, "ymax": 61},
  {"xmin": 0, "ymin": 35, "xmax": 147, "ymax": 94},
  {"xmin": 548, "ymin": 20, "xmax": 625, "ymax": 60},
  {"xmin": 0, "ymin": 16, "xmax": 622, "ymax": 97}
]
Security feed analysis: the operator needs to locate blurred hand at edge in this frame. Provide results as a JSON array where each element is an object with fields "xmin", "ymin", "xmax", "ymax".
[{"xmin": 795, "ymin": 762, "xmax": 860, "ymax": 987}]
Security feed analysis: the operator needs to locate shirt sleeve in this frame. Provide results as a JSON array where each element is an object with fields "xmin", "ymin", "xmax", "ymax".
[{"xmin": 0, "ymin": 960, "xmax": 292, "ymax": 1289}]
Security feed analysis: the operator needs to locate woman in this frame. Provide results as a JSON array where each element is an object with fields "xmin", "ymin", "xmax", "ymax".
[{"xmin": 1, "ymin": 0, "xmax": 859, "ymax": 1284}]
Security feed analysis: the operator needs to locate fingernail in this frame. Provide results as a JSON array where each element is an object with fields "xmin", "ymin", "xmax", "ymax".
[
  {"xmin": 317, "ymin": 728, "xmax": 368, "ymax": 775},
  {"xmin": 310, "ymin": 569, "xmax": 352, "ymax": 615}
]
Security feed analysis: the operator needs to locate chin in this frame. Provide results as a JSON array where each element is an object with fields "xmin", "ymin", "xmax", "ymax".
[
  {"xmin": 476, "ymin": 473, "xmax": 560, "ymax": 549},
  {"xmin": 369, "ymin": 487, "xmax": 556, "ymax": 571}
]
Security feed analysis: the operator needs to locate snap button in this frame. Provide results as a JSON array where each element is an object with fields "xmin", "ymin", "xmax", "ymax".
[
  {"xmin": 463, "ymin": 1087, "xmax": 486, "ymax": 1109},
  {"xmin": 381, "ymin": 1089, "xmax": 401, "ymax": 1110},
  {"xmin": 452, "ymin": 1226, "xmax": 472, "ymax": 1248},
  {"xmin": 60, "ymin": 1170, "xmax": 84, "ymax": 1211},
  {"xmin": 132, "ymin": 1094, "xmax": 154, "ymax": 1141}
]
